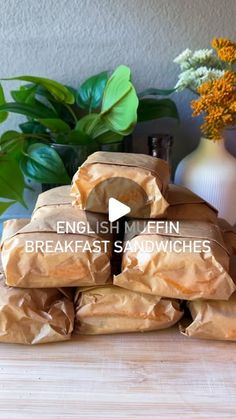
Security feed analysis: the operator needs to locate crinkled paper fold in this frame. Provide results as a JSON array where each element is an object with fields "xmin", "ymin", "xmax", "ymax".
[
  {"xmin": 1, "ymin": 186, "xmax": 113, "ymax": 288},
  {"xmin": 218, "ymin": 218, "xmax": 236, "ymax": 256},
  {"xmin": 181, "ymin": 256, "xmax": 236, "ymax": 340},
  {"xmin": 166, "ymin": 184, "xmax": 218, "ymax": 223},
  {"xmin": 0, "ymin": 263, "xmax": 74, "ymax": 344},
  {"xmin": 114, "ymin": 220, "xmax": 235, "ymax": 300},
  {"xmin": 74, "ymin": 285, "xmax": 183, "ymax": 334},
  {"xmin": 181, "ymin": 294, "xmax": 236, "ymax": 341}
]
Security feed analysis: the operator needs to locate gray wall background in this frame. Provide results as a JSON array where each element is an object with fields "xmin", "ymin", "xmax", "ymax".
[{"xmin": 1, "ymin": 0, "xmax": 236, "ymax": 218}]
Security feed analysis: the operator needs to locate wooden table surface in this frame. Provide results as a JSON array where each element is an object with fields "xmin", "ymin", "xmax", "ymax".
[{"xmin": 0, "ymin": 326, "xmax": 236, "ymax": 419}]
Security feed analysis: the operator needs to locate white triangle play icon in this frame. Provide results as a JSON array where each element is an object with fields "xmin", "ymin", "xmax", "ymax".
[{"xmin": 108, "ymin": 198, "xmax": 131, "ymax": 222}]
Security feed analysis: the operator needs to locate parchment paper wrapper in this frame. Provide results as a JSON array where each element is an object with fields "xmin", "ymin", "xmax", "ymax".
[
  {"xmin": 114, "ymin": 220, "xmax": 235, "ymax": 300},
  {"xmin": 74, "ymin": 285, "xmax": 183, "ymax": 335},
  {"xmin": 166, "ymin": 184, "xmax": 218, "ymax": 223},
  {"xmin": 0, "ymin": 262, "xmax": 74, "ymax": 344},
  {"xmin": 181, "ymin": 295, "xmax": 236, "ymax": 341},
  {"xmin": 181, "ymin": 253, "xmax": 236, "ymax": 340},
  {"xmin": 1, "ymin": 186, "xmax": 113, "ymax": 288},
  {"xmin": 218, "ymin": 218, "xmax": 236, "ymax": 256},
  {"xmin": 71, "ymin": 151, "xmax": 170, "ymax": 218}
]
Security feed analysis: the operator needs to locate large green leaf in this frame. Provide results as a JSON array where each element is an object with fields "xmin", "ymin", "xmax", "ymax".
[
  {"xmin": 21, "ymin": 143, "xmax": 71, "ymax": 184},
  {"xmin": 12, "ymin": 84, "xmax": 58, "ymax": 116},
  {"xmin": 138, "ymin": 88, "xmax": 176, "ymax": 98},
  {"xmin": 101, "ymin": 66, "xmax": 131, "ymax": 113},
  {"xmin": 75, "ymin": 114, "xmax": 108, "ymax": 138},
  {"xmin": 33, "ymin": 85, "xmax": 62, "ymax": 113},
  {"xmin": 137, "ymin": 98, "xmax": 179, "ymax": 122},
  {"xmin": 0, "ymin": 200, "xmax": 16, "ymax": 215},
  {"xmin": 66, "ymin": 129, "xmax": 91, "ymax": 145},
  {"xmin": 19, "ymin": 121, "xmax": 48, "ymax": 134},
  {"xmin": 65, "ymin": 85, "xmax": 77, "ymax": 102},
  {"xmin": 38, "ymin": 118, "xmax": 71, "ymax": 133},
  {"xmin": 102, "ymin": 89, "xmax": 138, "ymax": 135},
  {"xmin": 0, "ymin": 155, "xmax": 26, "ymax": 206},
  {"xmin": 77, "ymin": 71, "xmax": 109, "ymax": 111},
  {"xmin": 96, "ymin": 131, "xmax": 123, "ymax": 144},
  {"xmin": 75, "ymin": 114, "xmax": 123, "ymax": 144},
  {"xmin": 35, "ymin": 85, "xmax": 64, "ymax": 110},
  {"xmin": 10, "ymin": 85, "xmax": 37, "ymax": 103},
  {"xmin": 4, "ymin": 76, "xmax": 75, "ymax": 104},
  {"xmin": 0, "ymin": 84, "xmax": 8, "ymax": 123},
  {"xmin": 35, "ymin": 85, "xmax": 79, "ymax": 126},
  {"xmin": 0, "ymin": 130, "xmax": 25, "ymax": 154},
  {"xmin": 0, "ymin": 102, "xmax": 57, "ymax": 120},
  {"xmin": 101, "ymin": 65, "xmax": 138, "ymax": 135}
]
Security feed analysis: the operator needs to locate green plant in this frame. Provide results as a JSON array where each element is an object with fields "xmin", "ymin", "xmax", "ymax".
[{"xmin": 0, "ymin": 65, "xmax": 178, "ymax": 214}]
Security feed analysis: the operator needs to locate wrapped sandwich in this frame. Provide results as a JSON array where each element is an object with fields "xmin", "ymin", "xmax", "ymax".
[
  {"xmin": 0, "ymin": 261, "xmax": 74, "ymax": 344},
  {"xmin": 114, "ymin": 220, "xmax": 235, "ymax": 300},
  {"xmin": 181, "ymin": 253, "xmax": 236, "ymax": 341},
  {"xmin": 218, "ymin": 218, "xmax": 236, "ymax": 256},
  {"xmin": 71, "ymin": 151, "xmax": 170, "ymax": 218},
  {"xmin": 166, "ymin": 184, "xmax": 218, "ymax": 223},
  {"xmin": 74, "ymin": 285, "xmax": 183, "ymax": 334},
  {"xmin": 181, "ymin": 295, "xmax": 236, "ymax": 341},
  {"xmin": 1, "ymin": 186, "xmax": 113, "ymax": 288}
]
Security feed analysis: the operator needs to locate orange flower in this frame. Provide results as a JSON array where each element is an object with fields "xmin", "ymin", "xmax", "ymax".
[
  {"xmin": 211, "ymin": 38, "xmax": 234, "ymax": 49},
  {"xmin": 217, "ymin": 46, "xmax": 236, "ymax": 63},
  {"xmin": 211, "ymin": 38, "xmax": 236, "ymax": 63},
  {"xmin": 191, "ymin": 71, "xmax": 236, "ymax": 141}
]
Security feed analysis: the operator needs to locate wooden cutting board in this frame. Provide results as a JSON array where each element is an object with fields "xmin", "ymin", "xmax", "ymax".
[{"xmin": 0, "ymin": 326, "xmax": 235, "ymax": 418}]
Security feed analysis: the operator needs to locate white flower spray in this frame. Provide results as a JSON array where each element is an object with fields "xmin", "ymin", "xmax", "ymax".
[{"xmin": 174, "ymin": 48, "xmax": 225, "ymax": 92}]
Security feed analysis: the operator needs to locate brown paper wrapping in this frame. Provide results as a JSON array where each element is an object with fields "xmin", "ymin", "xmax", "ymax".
[
  {"xmin": 74, "ymin": 285, "xmax": 183, "ymax": 334},
  {"xmin": 1, "ymin": 187, "xmax": 113, "ymax": 288},
  {"xmin": 181, "ymin": 252, "xmax": 236, "ymax": 341},
  {"xmin": 114, "ymin": 220, "xmax": 235, "ymax": 300},
  {"xmin": 181, "ymin": 295, "xmax": 236, "ymax": 341},
  {"xmin": 218, "ymin": 218, "xmax": 236, "ymax": 256},
  {"xmin": 166, "ymin": 184, "xmax": 218, "ymax": 223},
  {"xmin": 0, "ymin": 262, "xmax": 74, "ymax": 344},
  {"xmin": 71, "ymin": 151, "xmax": 170, "ymax": 218},
  {"xmin": 33, "ymin": 185, "xmax": 73, "ymax": 211}
]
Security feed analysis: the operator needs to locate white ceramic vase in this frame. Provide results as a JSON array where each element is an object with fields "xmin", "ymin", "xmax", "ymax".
[{"xmin": 174, "ymin": 137, "xmax": 236, "ymax": 225}]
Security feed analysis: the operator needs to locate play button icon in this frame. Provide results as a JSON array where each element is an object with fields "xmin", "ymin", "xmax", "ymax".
[{"xmin": 108, "ymin": 198, "xmax": 131, "ymax": 222}]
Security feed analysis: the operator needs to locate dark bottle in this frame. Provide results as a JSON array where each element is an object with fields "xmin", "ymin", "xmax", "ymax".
[{"xmin": 148, "ymin": 133, "xmax": 173, "ymax": 164}]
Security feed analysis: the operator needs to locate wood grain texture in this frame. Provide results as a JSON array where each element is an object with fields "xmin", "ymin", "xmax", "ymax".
[{"xmin": 0, "ymin": 326, "xmax": 236, "ymax": 419}]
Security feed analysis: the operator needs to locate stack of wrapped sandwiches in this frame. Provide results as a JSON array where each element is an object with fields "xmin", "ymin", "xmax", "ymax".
[{"xmin": 1, "ymin": 151, "xmax": 235, "ymax": 343}]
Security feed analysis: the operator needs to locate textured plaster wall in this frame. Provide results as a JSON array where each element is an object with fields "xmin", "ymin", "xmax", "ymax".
[{"xmin": 1, "ymin": 0, "xmax": 236, "ymax": 218}]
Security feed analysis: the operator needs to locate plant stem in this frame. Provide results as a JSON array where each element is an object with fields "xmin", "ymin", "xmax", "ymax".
[
  {"xmin": 65, "ymin": 104, "xmax": 78, "ymax": 124},
  {"xmin": 23, "ymin": 133, "xmax": 50, "ymax": 140},
  {"xmin": 22, "ymin": 133, "xmax": 52, "ymax": 143},
  {"xmin": 188, "ymin": 87, "xmax": 199, "ymax": 95}
]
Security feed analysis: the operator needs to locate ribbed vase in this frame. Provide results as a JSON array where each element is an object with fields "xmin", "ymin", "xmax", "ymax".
[{"xmin": 174, "ymin": 137, "xmax": 236, "ymax": 225}]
